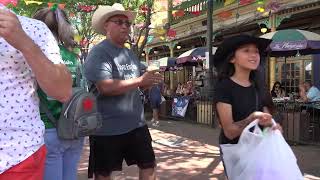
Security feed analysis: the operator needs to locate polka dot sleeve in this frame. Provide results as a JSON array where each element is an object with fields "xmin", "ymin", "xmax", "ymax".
[{"xmin": 21, "ymin": 16, "xmax": 64, "ymax": 65}]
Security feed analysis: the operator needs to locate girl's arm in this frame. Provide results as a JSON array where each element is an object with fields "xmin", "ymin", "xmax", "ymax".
[{"xmin": 216, "ymin": 102, "xmax": 272, "ymax": 140}]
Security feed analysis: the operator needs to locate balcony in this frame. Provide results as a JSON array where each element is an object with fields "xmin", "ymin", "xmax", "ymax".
[{"xmin": 171, "ymin": 0, "xmax": 226, "ymax": 25}]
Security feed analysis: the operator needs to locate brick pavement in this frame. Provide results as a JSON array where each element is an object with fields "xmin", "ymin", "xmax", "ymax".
[{"xmin": 78, "ymin": 120, "xmax": 320, "ymax": 180}]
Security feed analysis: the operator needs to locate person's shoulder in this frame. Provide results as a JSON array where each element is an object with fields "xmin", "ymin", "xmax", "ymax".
[
  {"xmin": 126, "ymin": 48, "xmax": 139, "ymax": 60},
  {"xmin": 19, "ymin": 15, "xmax": 47, "ymax": 30},
  {"xmin": 19, "ymin": 16, "xmax": 55, "ymax": 43},
  {"xmin": 87, "ymin": 41, "xmax": 110, "ymax": 59},
  {"xmin": 215, "ymin": 78, "xmax": 233, "ymax": 88},
  {"xmin": 91, "ymin": 40, "xmax": 109, "ymax": 52},
  {"xmin": 312, "ymin": 86, "xmax": 320, "ymax": 91}
]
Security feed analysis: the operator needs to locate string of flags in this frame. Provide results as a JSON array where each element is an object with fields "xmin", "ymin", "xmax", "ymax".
[
  {"xmin": 0, "ymin": 0, "xmax": 97, "ymax": 12},
  {"xmin": 0, "ymin": 0, "xmax": 281, "ymax": 44}
]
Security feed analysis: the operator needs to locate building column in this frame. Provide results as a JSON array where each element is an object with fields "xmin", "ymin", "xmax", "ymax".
[
  {"xmin": 269, "ymin": 13, "xmax": 277, "ymax": 90},
  {"xmin": 264, "ymin": 13, "xmax": 289, "ymax": 90},
  {"xmin": 167, "ymin": 42, "xmax": 177, "ymax": 90},
  {"xmin": 168, "ymin": 0, "xmax": 173, "ymax": 25},
  {"xmin": 269, "ymin": 57, "xmax": 276, "ymax": 90},
  {"xmin": 168, "ymin": 41, "xmax": 177, "ymax": 57}
]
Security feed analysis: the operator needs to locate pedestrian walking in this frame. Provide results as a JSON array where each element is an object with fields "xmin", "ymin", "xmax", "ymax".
[
  {"xmin": 84, "ymin": 3, "xmax": 163, "ymax": 180},
  {"xmin": 33, "ymin": 7, "xmax": 84, "ymax": 180}
]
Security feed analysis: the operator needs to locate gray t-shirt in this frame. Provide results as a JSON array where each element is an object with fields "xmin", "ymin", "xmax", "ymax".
[{"xmin": 84, "ymin": 40, "xmax": 145, "ymax": 135}]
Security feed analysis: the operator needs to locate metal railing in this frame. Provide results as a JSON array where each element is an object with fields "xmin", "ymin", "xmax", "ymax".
[
  {"xmin": 155, "ymin": 93, "xmax": 216, "ymax": 127},
  {"xmin": 274, "ymin": 100, "xmax": 320, "ymax": 145}
]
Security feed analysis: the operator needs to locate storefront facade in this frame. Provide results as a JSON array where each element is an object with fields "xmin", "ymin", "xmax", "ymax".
[{"xmin": 146, "ymin": 0, "xmax": 320, "ymax": 93}]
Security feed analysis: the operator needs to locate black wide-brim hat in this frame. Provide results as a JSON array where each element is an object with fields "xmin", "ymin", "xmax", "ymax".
[{"xmin": 213, "ymin": 34, "xmax": 272, "ymax": 68}]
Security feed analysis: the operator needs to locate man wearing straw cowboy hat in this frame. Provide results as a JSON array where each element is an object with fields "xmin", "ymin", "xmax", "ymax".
[{"xmin": 84, "ymin": 3, "xmax": 163, "ymax": 180}]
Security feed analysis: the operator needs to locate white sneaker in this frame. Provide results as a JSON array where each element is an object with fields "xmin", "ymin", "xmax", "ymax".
[
  {"xmin": 151, "ymin": 119, "xmax": 160, "ymax": 127},
  {"xmin": 153, "ymin": 121, "xmax": 160, "ymax": 127}
]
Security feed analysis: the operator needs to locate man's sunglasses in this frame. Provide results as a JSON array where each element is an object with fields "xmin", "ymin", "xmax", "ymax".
[{"xmin": 109, "ymin": 20, "xmax": 132, "ymax": 27}]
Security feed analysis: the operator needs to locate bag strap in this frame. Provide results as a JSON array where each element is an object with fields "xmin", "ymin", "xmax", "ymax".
[
  {"xmin": 76, "ymin": 61, "xmax": 92, "ymax": 92},
  {"xmin": 76, "ymin": 59, "xmax": 98, "ymax": 94},
  {"xmin": 39, "ymin": 98, "xmax": 57, "ymax": 126},
  {"xmin": 255, "ymin": 88, "xmax": 259, "ymax": 111},
  {"xmin": 75, "ymin": 64, "xmax": 82, "ymax": 88}
]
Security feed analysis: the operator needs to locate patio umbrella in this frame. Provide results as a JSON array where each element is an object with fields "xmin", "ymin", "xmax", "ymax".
[
  {"xmin": 177, "ymin": 47, "xmax": 218, "ymax": 66},
  {"xmin": 156, "ymin": 57, "xmax": 177, "ymax": 71},
  {"xmin": 176, "ymin": 47, "xmax": 206, "ymax": 65},
  {"xmin": 261, "ymin": 29, "xmax": 320, "ymax": 57},
  {"xmin": 261, "ymin": 29, "xmax": 320, "ymax": 93}
]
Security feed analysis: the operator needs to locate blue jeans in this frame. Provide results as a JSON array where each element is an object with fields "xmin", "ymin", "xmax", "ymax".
[{"xmin": 44, "ymin": 128, "xmax": 84, "ymax": 180}]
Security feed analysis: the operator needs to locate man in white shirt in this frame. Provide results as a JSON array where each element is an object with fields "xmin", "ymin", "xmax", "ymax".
[
  {"xmin": 300, "ymin": 81, "xmax": 320, "ymax": 102},
  {"xmin": 0, "ymin": 5, "xmax": 72, "ymax": 179}
]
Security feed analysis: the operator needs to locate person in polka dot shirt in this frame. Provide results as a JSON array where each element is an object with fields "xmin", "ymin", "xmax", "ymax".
[{"xmin": 0, "ymin": 4, "xmax": 72, "ymax": 179}]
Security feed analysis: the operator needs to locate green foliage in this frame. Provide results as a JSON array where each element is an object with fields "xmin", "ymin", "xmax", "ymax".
[{"xmin": 8, "ymin": 0, "xmax": 155, "ymax": 58}]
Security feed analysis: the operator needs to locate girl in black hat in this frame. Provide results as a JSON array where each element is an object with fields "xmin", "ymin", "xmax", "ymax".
[{"xmin": 213, "ymin": 34, "xmax": 282, "ymax": 177}]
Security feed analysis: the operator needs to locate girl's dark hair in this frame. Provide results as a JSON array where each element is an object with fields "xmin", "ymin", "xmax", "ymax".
[
  {"xmin": 216, "ymin": 49, "xmax": 275, "ymax": 113},
  {"xmin": 271, "ymin": 81, "xmax": 282, "ymax": 92},
  {"xmin": 33, "ymin": 8, "xmax": 76, "ymax": 49}
]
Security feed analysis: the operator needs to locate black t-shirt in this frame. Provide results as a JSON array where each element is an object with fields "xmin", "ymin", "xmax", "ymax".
[{"xmin": 214, "ymin": 78, "xmax": 264, "ymax": 144}]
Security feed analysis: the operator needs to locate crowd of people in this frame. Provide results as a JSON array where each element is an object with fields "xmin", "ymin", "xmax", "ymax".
[
  {"xmin": 175, "ymin": 81, "xmax": 195, "ymax": 97},
  {"xmin": 271, "ymin": 81, "xmax": 320, "ymax": 102}
]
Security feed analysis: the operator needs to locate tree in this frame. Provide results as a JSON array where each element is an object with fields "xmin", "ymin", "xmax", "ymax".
[
  {"xmin": 128, "ymin": 0, "xmax": 154, "ymax": 60},
  {"xmin": 9, "ymin": 0, "xmax": 116, "ymax": 58},
  {"xmin": 8, "ymin": 0, "xmax": 157, "ymax": 59}
]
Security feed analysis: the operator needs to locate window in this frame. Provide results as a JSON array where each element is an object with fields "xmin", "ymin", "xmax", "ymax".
[
  {"xmin": 304, "ymin": 60, "xmax": 312, "ymax": 82},
  {"xmin": 280, "ymin": 62, "xmax": 301, "ymax": 93},
  {"xmin": 275, "ymin": 56, "xmax": 313, "ymax": 94}
]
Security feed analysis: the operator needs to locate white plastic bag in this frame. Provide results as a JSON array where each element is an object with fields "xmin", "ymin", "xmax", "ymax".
[{"xmin": 220, "ymin": 120, "xmax": 303, "ymax": 180}]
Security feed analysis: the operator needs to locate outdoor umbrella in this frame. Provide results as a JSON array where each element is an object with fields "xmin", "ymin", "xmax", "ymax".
[
  {"xmin": 176, "ymin": 47, "xmax": 207, "ymax": 65},
  {"xmin": 261, "ymin": 29, "xmax": 320, "ymax": 92},
  {"xmin": 261, "ymin": 29, "xmax": 320, "ymax": 57},
  {"xmin": 157, "ymin": 57, "xmax": 177, "ymax": 71},
  {"xmin": 177, "ymin": 47, "xmax": 218, "ymax": 66}
]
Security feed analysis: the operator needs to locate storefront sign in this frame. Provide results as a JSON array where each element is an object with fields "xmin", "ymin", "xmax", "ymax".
[{"xmin": 271, "ymin": 41, "xmax": 307, "ymax": 51}]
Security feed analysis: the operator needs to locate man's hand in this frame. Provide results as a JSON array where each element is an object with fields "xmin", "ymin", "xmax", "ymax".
[
  {"xmin": 0, "ymin": 9, "xmax": 31, "ymax": 51},
  {"xmin": 139, "ymin": 70, "xmax": 164, "ymax": 88}
]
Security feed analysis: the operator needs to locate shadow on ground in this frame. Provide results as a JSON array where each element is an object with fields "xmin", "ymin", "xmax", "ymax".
[{"xmin": 78, "ymin": 120, "xmax": 320, "ymax": 180}]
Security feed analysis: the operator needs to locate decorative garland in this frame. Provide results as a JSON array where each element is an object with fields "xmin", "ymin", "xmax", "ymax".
[
  {"xmin": 1, "ymin": 0, "xmax": 97, "ymax": 13},
  {"xmin": 0, "ymin": 0, "xmax": 17, "ymax": 6}
]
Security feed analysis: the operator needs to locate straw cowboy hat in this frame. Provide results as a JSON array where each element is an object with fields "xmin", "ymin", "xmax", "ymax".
[
  {"xmin": 213, "ymin": 34, "xmax": 272, "ymax": 68},
  {"xmin": 92, "ymin": 3, "xmax": 136, "ymax": 34}
]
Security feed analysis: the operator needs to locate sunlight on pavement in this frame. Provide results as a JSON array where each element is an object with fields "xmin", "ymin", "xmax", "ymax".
[
  {"xmin": 150, "ymin": 129, "xmax": 224, "ymax": 179},
  {"xmin": 78, "ymin": 123, "xmax": 320, "ymax": 180}
]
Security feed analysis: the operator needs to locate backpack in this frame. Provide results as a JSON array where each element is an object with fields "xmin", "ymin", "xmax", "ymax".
[{"xmin": 40, "ymin": 64, "xmax": 102, "ymax": 140}]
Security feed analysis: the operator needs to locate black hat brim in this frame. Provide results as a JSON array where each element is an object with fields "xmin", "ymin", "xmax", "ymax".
[{"xmin": 213, "ymin": 35, "xmax": 272, "ymax": 68}]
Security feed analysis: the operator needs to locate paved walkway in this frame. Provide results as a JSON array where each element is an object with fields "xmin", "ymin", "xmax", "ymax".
[{"xmin": 78, "ymin": 120, "xmax": 320, "ymax": 180}]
